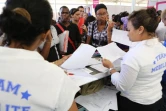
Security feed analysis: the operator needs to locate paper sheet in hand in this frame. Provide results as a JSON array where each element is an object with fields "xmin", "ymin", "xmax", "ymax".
[
  {"xmin": 59, "ymin": 31, "xmax": 69, "ymax": 52},
  {"xmin": 112, "ymin": 28, "xmax": 137, "ymax": 47},
  {"xmin": 97, "ymin": 42, "xmax": 126, "ymax": 62},
  {"xmin": 61, "ymin": 44, "xmax": 96, "ymax": 69},
  {"xmin": 75, "ymin": 86, "xmax": 118, "ymax": 111},
  {"xmin": 87, "ymin": 58, "xmax": 102, "ymax": 66}
]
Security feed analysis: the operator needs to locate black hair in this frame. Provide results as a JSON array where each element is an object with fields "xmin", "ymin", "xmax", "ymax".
[
  {"xmin": 128, "ymin": 8, "xmax": 158, "ymax": 33},
  {"xmin": 78, "ymin": 6, "xmax": 84, "ymax": 10},
  {"xmin": 112, "ymin": 14, "xmax": 115, "ymax": 17},
  {"xmin": 60, "ymin": 6, "xmax": 69, "ymax": 11},
  {"xmin": 1, "ymin": 0, "xmax": 52, "ymax": 46},
  {"xmin": 113, "ymin": 14, "xmax": 123, "ymax": 25},
  {"xmin": 120, "ymin": 11, "xmax": 129, "ymax": 17},
  {"xmin": 84, "ymin": 15, "xmax": 96, "ymax": 26},
  {"xmin": 95, "ymin": 4, "xmax": 107, "ymax": 13},
  {"xmin": 70, "ymin": 8, "xmax": 79, "ymax": 15},
  {"xmin": 157, "ymin": 10, "xmax": 162, "ymax": 17}
]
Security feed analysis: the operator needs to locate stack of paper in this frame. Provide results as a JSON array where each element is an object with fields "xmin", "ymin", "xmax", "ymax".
[
  {"xmin": 69, "ymin": 76, "xmax": 97, "ymax": 86},
  {"xmin": 75, "ymin": 86, "xmax": 118, "ymax": 111}
]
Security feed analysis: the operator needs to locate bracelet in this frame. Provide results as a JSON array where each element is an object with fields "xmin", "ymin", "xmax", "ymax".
[
  {"xmin": 109, "ymin": 68, "xmax": 114, "ymax": 71},
  {"xmin": 109, "ymin": 68, "xmax": 116, "ymax": 74}
]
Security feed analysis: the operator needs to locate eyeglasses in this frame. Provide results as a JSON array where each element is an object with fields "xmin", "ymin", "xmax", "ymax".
[
  {"xmin": 79, "ymin": 10, "xmax": 84, "ymax": 13},
  {"xmin": 61, "ymin": 12, "xmax": 69, "ymax": 14},
  {"xmin": 97, "ymin": 13, "xmax": 107, "ymax": 17}
]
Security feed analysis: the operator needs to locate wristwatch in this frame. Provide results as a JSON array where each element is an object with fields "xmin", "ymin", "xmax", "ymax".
[{"xmin": 109, "ymin": 68, "xmax": 114, "ymax": 71}]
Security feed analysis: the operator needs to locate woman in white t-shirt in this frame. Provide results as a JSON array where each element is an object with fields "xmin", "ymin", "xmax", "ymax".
[
  {"xmin": 103, "ymin": 8, "xmax": 166, "ymax": 111},
  {"xmin": 0, "ymin": 0, "xmax": 79, "ymax": 111}
]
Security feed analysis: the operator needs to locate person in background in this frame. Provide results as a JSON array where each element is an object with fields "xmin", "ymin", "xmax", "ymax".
[
  {"xmin": 87, "ymin": 7, "xmax": 91, "ymax": 16},
  {"xmin": 103, "ymin": 8, "xmax": 165, "ymax": 111},
  {"xmin": 0, "ymin": 0, "xmax": 79, "ymax": 111},
  {"xmin": 78, "ymin": 6, "xmax": 85, "ymax": 35},
  {"xmin": 83, "ymin": 12, "xmax": 88, "ymax": 22},
  {"xmin": 112, "ymin": 14, "xmax": 115, "ymax": 21},
  {"xmin": 86, "ymin": 4, "xmax": 108, "ymax": 47},
  {"xmin": 112, "ymin": 12, "xmax": 129, "ymax": 51},
  {"xmin": 55, "ymin": 6, "xmax": 81, "ymax": 55},
  {"xmin": 82, "ymin": 15, "xmax": 96, "ymax": 42},
  {"xmin": 70, "ymin": 8, "xmax": 80, "ymax": 25},
  {"xmin": 78, "ymin": 6, "xmax": 84, "ymax": 18}
]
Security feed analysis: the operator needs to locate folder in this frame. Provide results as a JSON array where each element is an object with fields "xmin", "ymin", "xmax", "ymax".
[{"xmin": 58, "ymin": 31, "xmax": 69, "ymax": 53}]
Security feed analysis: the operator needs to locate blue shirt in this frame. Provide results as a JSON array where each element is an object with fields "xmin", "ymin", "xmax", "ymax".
[{"xmin": 163, "ymin": 41, "xmax": 166, "ymax": 82}]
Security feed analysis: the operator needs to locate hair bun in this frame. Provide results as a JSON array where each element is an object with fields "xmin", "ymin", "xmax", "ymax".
[
  {"xmin": 0, "ymin": 8, "xmax": 37, "ymax": 45},
  {"xmin": 146, "ymin": 8, "xmax": 157, "ymax": 19}
]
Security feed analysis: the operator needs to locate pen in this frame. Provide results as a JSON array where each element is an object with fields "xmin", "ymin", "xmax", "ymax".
[{"xmin": 67, "ymin": 73, "xmax": 74, "ymax": 76}]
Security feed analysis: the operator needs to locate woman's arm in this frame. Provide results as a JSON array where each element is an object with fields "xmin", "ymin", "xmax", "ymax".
[
  {"xmin": 68, "ymin": 101, "xmax": 78, "ymax": 111},
  {"xmin": 107, "ymin": 21, "xmax": 114, "ymax": 43},
  {"xmin": 103, "ymin": 59, "xmax": 138, "ymax": 92},
  {"xmin": 40, "ymin": 31, "xmax": 52, "ymax": 59}
]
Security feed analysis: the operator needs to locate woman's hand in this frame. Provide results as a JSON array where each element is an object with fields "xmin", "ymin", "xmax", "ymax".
[
  {"xmin": 102, "ymin": 58, "xmax": 114, "ymax": 68},
  {"xmin": 107, "ymin": 21, "xmax": 115, "ymax": 31},
  {"xmin": 81, "ymin": 24, "xmax": 87, "ymax": 32}
]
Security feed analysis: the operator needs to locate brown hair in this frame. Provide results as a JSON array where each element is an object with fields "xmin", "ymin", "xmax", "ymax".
[
  {"xmin": 13, "ymin": 8, "xmax": 31, "ymax": 23},
  {"xmin": 128, "ymin": 8, "xmax": 158, "ymax": 33}
]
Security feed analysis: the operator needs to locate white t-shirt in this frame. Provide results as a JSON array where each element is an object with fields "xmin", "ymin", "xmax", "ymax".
[
  {"xmin": 0, "ymin": 47, "xmax": 80, "ymax": 111},
  {"xmin": 111, "ymin": 38, "xmax": 166, "ymax": 104}
]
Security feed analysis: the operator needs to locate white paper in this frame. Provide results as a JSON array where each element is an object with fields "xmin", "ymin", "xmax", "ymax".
[
  {"xmin": 87, "ymin": 58, "xmax": 102, "ymax": 66},
  {"xmin": 97, "ymin": 42, "xmax": 126, "ymax": 62},
  {"xmin": 61, "ymin": 44, "xmax": 96, "ymax": 69},
  {"xmin": 83, "ymin": 68, "xmax": 93, "ymax": 74},
  {"xmin": 69, "ymin": 75, "xmax": 97, "ymax": 86},
  {"xmin": 75, "ymin": 86, "xmax": 118, "ymax": 111},
  {"xmin": 59, "ymin": 30, "xmax": 69, "ymax": 52},
  {"xmin": 90, "ymin": 64, "xmax": 108, "ymax": 73},
  {"xmin": 67, "ymin": 69, "xmax": 93, "ymax": 77},
  {"xmin": 112, "ymin": 28, "xmax": 137, "ymax": 47}
]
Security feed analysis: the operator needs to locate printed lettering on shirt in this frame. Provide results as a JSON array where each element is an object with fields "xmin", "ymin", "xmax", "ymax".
[
  {"xmin": 0, "ymin": 79, "xmax": 31, "ymax": 111},
  {"xmin": 152, "ymin": 53, "xmax": 166, "ymax": 73}
]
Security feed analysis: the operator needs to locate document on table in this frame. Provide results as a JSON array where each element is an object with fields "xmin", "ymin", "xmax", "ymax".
[
  {"xmin": 69, "ymin": 75, "xmax": 97, "ymax": 86},
  {"xmin": 90, "ymin": 64, "xmax": 108, "ymax": 73},
  {"xmin": 112, "ymin": 28, "xmax": 137, "ymax": 47},
  {"xmin": 87, "ymin": 58, "xmax": 102, "ymax": 66},
  {"xmin": 97, "ymin": 42, "xmax": 126, "ymax": 62},
  {"xmin": 75, "ymin": 86, "xmax": 118, "ymax": 111},
  {"xmin": 61, "ymin": 44, "xmax": 96, "ymax": 69},
  {"xmin": 67, "ymin": 68, "xmax": 93, "ymax": 77}
]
